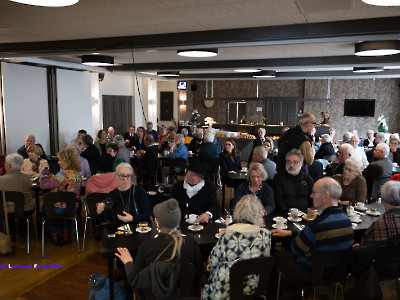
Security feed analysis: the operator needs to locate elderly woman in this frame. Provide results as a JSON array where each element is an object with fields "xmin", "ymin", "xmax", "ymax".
[
  {"xmin": 115, "ymin": 199, "xmax": 203, "ymax": 294},
  {"xmin": 94, "ymin": 129, "xmax": 111, "ymax": 155},
  {"xmin": 314, "ymin": 134, "xmax": 335, "ymax": 160},
  {"xmin": 333, "ymin": 158, "xmax": 367, "ymax": 206},
  {"xmin": 219, "ymin": 138, "xmax": 241, "ymax": 174},
  {"xmin": 130, "ymin": 127, "xmax": 146, "ymax": 154},
  {"xmin": 67, "ymin": 143, "xmax": 91, "ymax": 178},
  {"xmin": 198, "ymin": 131, "xmax": 221, "ymax": 160},
  {"xmin": 202, "ymin": 194, "xmax": 271, "ymax": 299},
  {"xmin": 231, "ymin": 163, "xmax": 275, "ymax": 214},
  {"xmin": 20, "ymin": 145, "xmax": 49, "ymax": 177},
  {"xmin": 40, "ymin": 148, "xmax": 82, "ymax": 245},
  {"xmin": 262, "ymin": 138, "xmax": 274, "ymax": 161},
  {"xmin": 96, "ymin": 163, "xmax": 151, "ymax": 226},
  {"xmin": 389, "ymin": 136, "xmax": 400, "ymax": 164},
  {"xmin": 188, "ymin": 128, "xmax": 204, "ymax": 154},
  {"xmin": 106, "ymin": 143, "xmax": 124, "ymax": 171},
  {"xmin": 113, "ymin": 135, "xmax": 130, "ymax": 163}
]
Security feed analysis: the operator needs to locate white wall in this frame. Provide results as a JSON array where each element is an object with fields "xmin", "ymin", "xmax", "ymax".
[
  {"xmin": 2, "ymin": 63, "xmax": 50, "ymax": 154},
  {"xmin": 57, "ymin": 69, "xmax": 93, "ymax": 149},
  {"xmin": 157, "ymin": 80, "xmax": 178, "ymax": 128}
]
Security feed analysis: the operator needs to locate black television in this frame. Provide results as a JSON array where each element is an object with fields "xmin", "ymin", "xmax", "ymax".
[
  {"xmin": 344, "ymin": 99, "xmax": 375, "ymax": 117},
  {"xmin": 177, "ymin": 81, "xmax": 187, "ymax": 90}
]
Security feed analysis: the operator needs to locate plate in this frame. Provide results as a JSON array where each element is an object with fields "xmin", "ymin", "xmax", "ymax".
[
  {"xmin": 215, "ymin": 233, "xmax": 222, "ymax": 239},
  {"xmin": 355, "ymin": 206, "xmax": 367, "ymax": 212},
  {"xmin": 302, "ymin": 215, "xmax": 316, "ymax": 222},
  {"xmin": 188, "ymin": 225, "xmax": 203, "ymax": 231},
  {"xmin": 147, "ymin": 191, "xmax": 157, "ymax": 196},
  {"xmin": 272, "ymin": 224, "xmax": 288, "ymax": 229},
  {"xmin": 135, "ymin": 227, "xmax": 151, "ymax": 233},
  {"xmin": 273, "ymin": 217, "xmax": 287, "ymax": 222},
  {"xmin": 366, "ymin": 210, "xmax": 381, "ymax": 217},
  {"xmin": 288, "ymin": 216, "xmax": 302, "ymax": 223}
]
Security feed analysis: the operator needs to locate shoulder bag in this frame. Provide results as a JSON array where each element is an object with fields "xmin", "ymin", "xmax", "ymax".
[
  {"xmin": 88, "ymin": 273, "xmax": 127, "ymax": 300},
  {"xmin": 0, "ymin": 191, "xmax": 12, "ymax": 255}
]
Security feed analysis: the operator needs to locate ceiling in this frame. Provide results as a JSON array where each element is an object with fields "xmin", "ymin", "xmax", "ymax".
[{"xmin": 1, "ymin": 0, "xmax": 400, "ymax": 80}]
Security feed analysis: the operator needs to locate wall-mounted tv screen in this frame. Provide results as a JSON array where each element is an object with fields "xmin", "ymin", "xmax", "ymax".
[
  {"xmin": 344, "ymin": 99, "xmax": 375, "ymax": 117},
  {"xmin": 177, "ymin": 81, "xmax": 187, "ymax": 90}
]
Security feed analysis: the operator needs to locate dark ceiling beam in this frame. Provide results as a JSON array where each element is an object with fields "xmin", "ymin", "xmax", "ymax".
[
  {"xmin": 0, "ymin": 16, "xmax": 400, "ymax": 56},
  {"xmin": 111, "ymin": 55, "xmax": 400, "ymax": 71}
]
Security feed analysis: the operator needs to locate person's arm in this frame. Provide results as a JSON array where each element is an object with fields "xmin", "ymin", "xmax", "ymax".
[
  {"xmin": 291, "ymin": 225, "xmax": 315, "ymax": 258},
  {"xmin": 197, "ymin": 183, "xmax": 219, "ymax": 223},
  {"xmin": 362, "ymin": 163, "xmax": 382, "ymax": 180},
  {"xmin": 219, "ymin": 154, "xmax": 229, "ymax": 173},
  {"xmin": 39, "ymin": 168, "xmax": 62, "ymax": 190},
  {"xmin": 132, "ymin": 186, "xmax": 152, "ymax": 223},
  {"xmin": 355, "ymin": 176, "xmax": 368, "ymax": 203},
  {"xmin": 261, "ymin": 183, "xmax": 275, "ymax": 215},
  {"xmin": 235, "ymin": 155, "xmax": 242, "ymax": 171},
  {"xmin": 299, "ymin": 141, "xmax": 315, "ymax": 166},
  {"xmin": 232, "ymin": 183, "xmax": 247, "ymax": 211},
  {"xmin": 273, "ymin": 175, "xmax": 287, "ymax": 213}
]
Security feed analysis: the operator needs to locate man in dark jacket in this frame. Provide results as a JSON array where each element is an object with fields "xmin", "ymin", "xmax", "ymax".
[
  {"xmin": 81, "ymin": 134, "xmax": 100, "ymax": 175},
  {"xmin": 17, "ymin": 134, "xmax": 47, "ymax": 160}
]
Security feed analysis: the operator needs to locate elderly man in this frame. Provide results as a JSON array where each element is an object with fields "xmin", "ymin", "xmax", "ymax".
[
  {"xmin": 107, "ymin": 126, "xmax": 115, "ymax": 142},
  {"xmin": 17, "ymin": 134, "xmax": 47, "ymax": 160},
  {"xmin": 342, "ymin": 132, "xmax": 353, "ymax": 144},
  {"xmin": 0, "ymin": 154, "xmax": 33, "ymax": 213},
  {"xmin": 325, "ymin": 144, "xmax": 354, "ymax": 177},
  {"xmin": 363, "ymin": 143, "xmax": 393, "ymax": 198},
  {"xmin": 271, "ymin": 177, "xmax": 354, "ymax": 284},
  {"xmin": 350, "ymin": 135, "xmax": 369, "ymax": 169},
  {"xmin": 159, "ymin": 126, "xmax": 177, "ymax": 153},
  {"xmin": 172, "ymin": 160, "xmax": 220, "ymax": 223},
  {"xmin": 168, "ymin": 134, "xmax": 188, "ymax": 160},
  {"xmin": 366, "ymin": 132, "xmax": 385, "ymax": 162},
  {"xmin": 249, "ymin": 127, "xmax": 267, "ymax": 163},
  {"xmin": 277, "ymin": 113, "xmax": 315, "ymax": 172},
  {"xmin": 146, "ymin": 121, "xmax": 158, "ymax": 142},
  {"xmin": 123, "ymin": 125, "xmax": 135, "ymax": 145},
  {"xmin": 70, "ymin": 129, "xmax": 87, "ymax": 153},
  {"xmin": 251, "ymin": 146, "xmax": 277, "ymax": 180},
  {"xmin": 389, "ymin": 135, "xmax": 400, "ymax": 164},
  {"xmin": 198, "ymin": 131, "xmax": 221, "ymax": 161},
  {"xmin": 273, "ymin": 149, "xmax": 314, "ymax": 213},
  {"xmin": 188, "ymin": 128, "xmax": 204, "ymax": 154},
  {"xmin": 314, "ymin": 134, "xmax": 335, "ymax": 160}
]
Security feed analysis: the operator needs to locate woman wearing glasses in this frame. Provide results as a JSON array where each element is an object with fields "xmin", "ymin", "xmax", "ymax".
[{"xmin": 96, "ymin": 163, "xmax": 151, "ymax": 226}]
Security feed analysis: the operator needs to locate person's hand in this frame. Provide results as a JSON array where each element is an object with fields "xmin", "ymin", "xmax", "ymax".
[
  {"xmin": 137, "ymin": 150, "xmax": 145, "ymax": 155},
  {"xmin": 270, "ymin": 229, "xmax": 292, "ymax": 238},
  {"xmin": 117, "ymin": 211, "xmax": 133, "ymax": 223},
  {"xmin": 168, "ymin": 142, "xmax": 175, "ymax": 151},
  {"xmin": 97, "ymin": 202, "xmax": 105, "ymax": 215},
  {"xmin": 340, "ymin": 200, "xmax": 350, "ymax": 206},
  {"xmin": 197, "ymin": 213, "xmax": 211, "ymax": 223},
  {"xmin": 115, "ymin": 247, "xmax": 133, "ymax": 264},
  {"xmin": 332, "ymin": 157, "xmax": 340, "ymax": 164}
]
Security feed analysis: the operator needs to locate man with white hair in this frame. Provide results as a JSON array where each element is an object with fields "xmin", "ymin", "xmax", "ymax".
[
  {"xmin": 198, "ymin": 131, "xmax": 221, "ymax": 161},
  {"xmin": 168, "ymin": 134, "xmax": 188, "ymax": 160},
  {"xmin": 342, "ymin": 132, "xmax": 353, "ymax": 144},
  {"xmin": 314, "ymin": 134, "xmax": 335, "ymax": 160},
  {"xmin": 363, "ymin": 143, "xmax": 393, "ymax": 197},
  {"xmin": 366, "ymin": 132, "xmax": 386, "ymax": 163},
  {"xmin": 389, "ymin": 135, "xmax": 400, "ymax": 164},
  {"xmin": 325, "ymin": 144, "xmax": 354, "ymax": 176},
  {"xmin": 251, "ymin": 146, "xmax": 277, "ymax": 180},
  {"xmin": 350, "ymin": 135, "xmax": 369, "ymax": 169}
]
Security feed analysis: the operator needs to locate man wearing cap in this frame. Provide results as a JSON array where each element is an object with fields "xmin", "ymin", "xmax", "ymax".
[{"xmin": 172, "ymin": 160, "xmax": 220, "ymax": 223}]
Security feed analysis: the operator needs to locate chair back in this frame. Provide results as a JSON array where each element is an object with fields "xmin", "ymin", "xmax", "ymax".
[
  {"xmin": 0, "ymin": 191, "xmax": 25, "ymax": 218},
  {"xmin": 229, "ymin": 256, "xmax": 274, "ymax": 300},
  {"xmin": 203, "ymin": 158, "xmax": 219, "ymax": 183},
  {"xmin": 311, "ymin": 248, "xmax": 352, "ymax": 287},
  {"xmin": 85, "ymin": 193, "xmax": 108, "ymax": 217},
  {"xmin": 168, "ymin": 158, "xmax": 187, "ymax": 176},
  {"xmin": 43, "ymin": 192, "xmax": 77, "ymax": 220},
  {"xmin": 371, "ymin": 177, "xmax": 391, "ymax": 198},
  {"xmin": 177, "ymin": 263, "xmax": 195, "ymax": 297},
  {"xmin": 373, "ymin": 243, "xmax": 400, "ymax": 281},
  {"xmin": 316, "ymin": 159, "xmax": 329, "ymax": 168}
]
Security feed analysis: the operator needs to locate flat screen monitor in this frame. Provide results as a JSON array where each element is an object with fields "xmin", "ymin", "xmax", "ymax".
[
  {"xmin": 344, "ymin": 99, "xmax": 375, "ymax": 117},
  {"xmin": 177, "ymin": 81, "xmax": 187, "ymax": 90}
]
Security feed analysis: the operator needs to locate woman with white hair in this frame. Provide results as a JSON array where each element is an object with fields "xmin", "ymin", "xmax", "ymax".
[
  {"xmin": 363, "ymin": 130, "xmax": 375, "ymax": 148},
  {"xmin": 202, "ymin": 194, "xmax": 271, "ymax": 299},
  {"xmin": 188, "ymin": 128, "xmax": 204, "ymax": 154},
  {"xmin": 388, "ymin": 135, "xmax": 400, "ymax": 164},
  {"xmin": 198, "ymin": 130, "xmax": 221, "ymax": 160},
  {"xmin": 314, "ymin": 134, "xmax": 336, "ymax": 160},
  {"xmin": 113, "ymin": 135, "xmax": 130, "ymax": 163},
  {"xmin": 333, "ymin": 158, "xmax": 367, "ymax": 206}
]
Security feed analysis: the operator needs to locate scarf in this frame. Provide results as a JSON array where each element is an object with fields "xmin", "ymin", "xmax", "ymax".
[{"xmin": 183, "ymin": 179, "xmax": 205, "ymax": 199}]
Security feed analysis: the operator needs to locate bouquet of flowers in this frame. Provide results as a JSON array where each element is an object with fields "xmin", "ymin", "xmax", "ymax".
[
  {"xmin": 377, "ymin": 114, "xmax": 389, "ymax": 133},
  {"xmin": 321, "ymin": 111, "xmax": 331, "ymax": 124},
  {"xmin": 190, "ymin": 109, "xmax": 200, "ymax": 125}
]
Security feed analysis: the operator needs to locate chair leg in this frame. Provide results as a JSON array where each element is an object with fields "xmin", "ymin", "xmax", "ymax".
[
  {"xmin": 312, "ymin": 287, "xmax": 315, "ymax": 300},
  {"xmin": 74, "ymin": 219, "xmax": 80, "ymax": 253},
  {"xmin": 277, "ymin": 271, "xmax": 282, "ymax": 300},
  {"xmin": 42, "ymin": 221, "xmax": 45, "ymax": 258},
  {"xmin": 26, "ymin": 219, "xmax": 30, "ymax": 255},
  {"xmin": 82, "ymin": 216, "xmax": 87, "ymax": 253}
]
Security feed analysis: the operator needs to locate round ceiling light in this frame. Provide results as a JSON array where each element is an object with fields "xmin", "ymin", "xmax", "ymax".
[
  {"xmin": 253, "ymin": 70, "xmax": 277, "ymax": 78},
  {"xmin": 355, "ymin": 41, "xmax": 400, "ymax": 56},
  {"xmin": 81, "ymin": 55, "xmax": 114, "ymax": 66},
  {"xmin": 10, "ymin": 0, "xmax": 79, "ymax": 7},
  {"xmin": 353, "ymin": 66, "xmax": 384, "ymax": 73},
  {"xmin": 177, "ymin": 49, "xmax": 218, "ymax": 58},
  {"xmin": 157, "ymin": 71, "xmax": 180, "ymax": 77},
  {"xmin": 234, "ymin": 68, "xmax": 261, "ymax": 73},
  {"xmin": 361, "ymin": 0, "xmax": 400, "ymax": 6}
]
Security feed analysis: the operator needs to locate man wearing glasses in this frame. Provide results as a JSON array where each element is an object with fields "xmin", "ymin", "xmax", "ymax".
[{"xmin": 277, "ymin": 113, "xmax": 316, "ymax": 172}]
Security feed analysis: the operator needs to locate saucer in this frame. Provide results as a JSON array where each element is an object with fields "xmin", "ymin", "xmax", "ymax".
[
  {"xmin": 366, "ymin": 210, "xmax": 381, "ymax": 216},
  {"xmin": 350, "ymin": 218, "xmax": 362, "ymax": 224},
  {"xmin": 136, "ymin": 227, "xmax": 151, "ymax": 233},
  {"xmin": 273, "ymin": 217, "xmax": 287, "ymax": 222},
  {"xmin": 302, "ymin": 215, "xmax": 316, "ymax": 222},
  {"xmin": 288, "ymin": 216, "xmax": 302, "ymax": 223},
  {"xmin": 188, "ymin": 225, "xmax": 203, "ymax": 232},
  {"xmin": 186, "ymin": 219, "xmax": 197, "ymax": 224},
  {"xmin": 272, "ymin": 224, "xmax": 288, "ymax": 229},
  {"xmin": 355, "ymin": 206, "xmax": 367, "ymax": 211},
  {"xmin": 147, "ymin": 191, "xmax": 157, "ymax": 196}
]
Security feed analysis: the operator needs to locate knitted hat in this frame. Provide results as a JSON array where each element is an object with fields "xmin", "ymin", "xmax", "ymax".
[
  {"xmin": 153, "ymin": 198, "xmax": 181, "ymax": 229},
  {"xmin": 188, "ymin": 159, "xmax": 208, "ymax": 176}
]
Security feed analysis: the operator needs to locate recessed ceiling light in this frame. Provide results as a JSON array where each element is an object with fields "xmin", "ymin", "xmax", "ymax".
[
  {"xmin": 361, "ymin": 0, "xmax": 400, "ymax": 6},
  {"xmin": 353, "ymin": 66, "xmax": 384, "ymax": 73},
  {"xmin": 355, "ymin": 41, "xmax": 400, "ymax": 56},
  {"xmin": 81, "ymin": 55, "xmax": 114, "ymax": 66},
  {"xmin": 177, "ymin": 49, "xmax": 218, "ymax": 58},
  {"xmin": 157, "ymin": 71, "xmax": 180, "ymax": 77},
  {"xmin": 10, "ymin": 0, "xmax": 78, "ymax": 7},
  {"xmin": 253, "ymin": 70, "xmax": 277, "ymax": 78},
  {"xmin": 234, "ymin": 68, "xmax": 261, "ymax": 73}
]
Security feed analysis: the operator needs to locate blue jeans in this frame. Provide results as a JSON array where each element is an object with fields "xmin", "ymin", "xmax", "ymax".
[{"xmin": 44, "ymin": 206, "xmax": 78, "ymax": 236}]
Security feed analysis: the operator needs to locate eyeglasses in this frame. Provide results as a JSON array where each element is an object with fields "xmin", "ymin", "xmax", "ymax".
[
  {"xmin": 224, "ymin": 144, "xmax": 233, "ymax": 147},
  {"xmin": 117, "ymin": 174, "xmax": 131, "ymax": 180},
  {"xmin": 106, "ymin": 149, "xmax": 115, "ymax": 153},
  {"xmin": 308, "ymin": 122, "xmax": 317, "ymax": 125},
  {"xmin": 286, "ymin": 160, "xmax": 300, "ymax": 165}
]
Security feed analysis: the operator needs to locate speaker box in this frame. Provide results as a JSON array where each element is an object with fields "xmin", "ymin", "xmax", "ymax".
[
  {"xmin": 98, "ymin": 73, "xmax": 105, "ymax": 81},
  {"xmin": 191, "ymin": 84, "xmax": 197, "ymax": 91}
]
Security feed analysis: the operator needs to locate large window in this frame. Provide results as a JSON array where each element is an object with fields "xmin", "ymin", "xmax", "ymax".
[
  {"xmin": 102, "ymin": 95, "xmax": 133, "ymax": 135},
  {"xmin": 227, "ymin": 101, "xmax": 247, "ymax": 124}
]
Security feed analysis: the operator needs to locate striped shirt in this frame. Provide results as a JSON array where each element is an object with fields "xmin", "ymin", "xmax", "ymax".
[{"xmin": 362, "ymin": 208, "xmax": 400, "ymax": 244}]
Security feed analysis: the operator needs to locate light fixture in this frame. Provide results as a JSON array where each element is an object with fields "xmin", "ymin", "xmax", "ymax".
[
  {"xmin": 81, "ymin": 55, "xmax": 114, "ymax": 66},
  {"xmin": 10, "ymin": 0, "xmax": 78, "ymax": 7},
  {"xmin": 353, "ymin": 66, "xmax": 384, "ymax": 73},
  {"xmin": 355, "ymin": 41, "xmax": 400, "ymax": 56},
  {"xmin": 361, "ymin": 0, "xmax": 400, "ymax": 6},
  {"xmin": 157, "ymin": 71, "xmax": 180, "ymax": 77},
  {"xmin": 234, "ymin": 68, "xmax": 261, "ymax": 73},
  {"xmin": 253, "ymin": 70, "xmax": 277, "ymax": 78},
  {"xmin": 177, "ymin": 49, "xmax": 218, "ymax": 58}
]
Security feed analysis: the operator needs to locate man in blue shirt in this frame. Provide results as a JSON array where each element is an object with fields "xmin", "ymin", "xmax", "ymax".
[
  {"xmin": 146, "ymin": 121, "xmax": 159, "ymax": 143},
  {"xmin": 168, "ymin": 134, "xmax": 188, "ymax": 160}
]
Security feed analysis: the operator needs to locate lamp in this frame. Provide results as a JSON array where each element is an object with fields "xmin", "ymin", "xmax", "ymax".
[
  {"xmin": 361, "ymin": 0, "xmax": 400, "ymax": 6},
  {"xmin": 81, "ymin": 55, "xmax": 114, "ymax": 66},
  {"xmin": 253, "ymin": 70, "xmax": 277, "ymax": 78},
  {"xmin": 355, "ymin": 41, "xmax": 400, "ymax": 56},
  {"xmin": 177, "ymin": 49, "xmax": 218, "ymax": 57},
  {"xmin": 157, "ymin": 71, "xmax": 180, "ymax": 77},
  {"xmin": 10, "ymin": 0, "xmax": 78, "ymax": 6},
  {"xmin": 234, "ymin": 68, "xmax": 261, "ymax": 73},
  {"xmin": 353, "ymin": 66, "xmax": 384, "ymax": 73}
]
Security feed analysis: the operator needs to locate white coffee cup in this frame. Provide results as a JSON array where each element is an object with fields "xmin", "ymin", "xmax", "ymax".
[
  {"xmin": 219, "ymin": 228, "xmax": 226, "ymax": 236},
  {"xmin": 356, "ymin": 202, "xmax": 365, "ymax": 210},
  {"xmin": 188, "ymin": 150, "xmax": 193, "ymax": 155},
  {"xmin": 188, "ymin": 214, "xmax": 199, "ymax": 223},
  {"xmin": 350, "ymin": 214, "xmax": 361, "ymax": 223},
  {"xmin": 276, "ymin": 220, "xmax": 285, "ymax": 230},
  {"xmin": 346, "ymin": 206, "xmax": 354, "ymax": 217},
  {"xmin": 289, "ymin": 208, "xmax": 299, "ymax": 219}
]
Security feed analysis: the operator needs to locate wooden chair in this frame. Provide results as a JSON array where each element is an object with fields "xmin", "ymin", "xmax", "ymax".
[
  {"xmin": 41, "ymin": 192, "xmax": 79, "ymax": 258},
  {"xmin": 230, "ymin": 256, "xmax": 274, "ymax": 300},
  {"xmin": 203, "ymin": 158, "xmax": 220, "ymax": 184},
  {"xmin": 168, "ymin": 158, "xmax": 187, "ymax": 182},
  {"xmin": 371, "ymin": 177, "xmax": 391, "ymax": 198}
]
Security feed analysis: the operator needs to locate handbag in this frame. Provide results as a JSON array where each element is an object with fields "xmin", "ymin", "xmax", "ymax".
[
  {"xmin": 0, "ymin": 191, "xmax": 12, "ymax": 255},
  {"xmin": 88, "ymin": 274, "xmax": 127, "ymax": 300}
]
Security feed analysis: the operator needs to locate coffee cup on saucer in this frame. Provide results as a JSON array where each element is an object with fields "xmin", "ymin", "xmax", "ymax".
[
  {"xmin": 276, "ymin": 219, "xmax": 286, "ymax": 229},
  {"xmin": 187, "ymin": 214, "xmax": 199, "ymax": 223},
  {"xmin": 346, "ymin": 206, "xmax": 354, "ymax": 216},
  {"xmin": 350, "ymin": 214, "xmax": 361, "ymax": 223},
  {"xmin": 355, "ymin": 202, "xmax": 366, "ymax": 210},
  {"xmin": 188, "ymin": 150, "xmax": 193, "ymax": 155},
  {"xmin": 289, "ymin": 208, "xmax": 299, "ymax": 219}
]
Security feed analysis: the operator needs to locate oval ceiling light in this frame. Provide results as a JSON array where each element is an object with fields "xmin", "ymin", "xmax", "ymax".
[
  {"xmin": 355, "ymin": 41, "xmax": 400, "ymax": 56},
  {"xmin": 81, "ymin": 55, "xmax": 114, "ymax": 66},
  {"xmin": 361, "ymin": 0, "xmax": 400, "ymax": 6},
  {"xmin": 253, "ymin": 70, "xmax": 277, "ymax": 78},
  {"xmin": 157, "ymin": 71, "xmax": 180, "ymax": 77},
  {"xmin": 177, "ymin": 49, "xmax": 218, "ymax": 58},
  {"xmin": 10, "ymin": 0, "xmax": 79, "ymax": 7},
  {"xmin": 234, "ymin": 68, "xmax": 261, "ymax": 73},
  {"xmin": 353, "ymin": 66, "xmax": 384, "ymax": 73}
]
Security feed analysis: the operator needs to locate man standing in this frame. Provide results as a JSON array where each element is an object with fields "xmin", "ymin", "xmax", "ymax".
[
  {"xmin": 325, "ymin": 144, "xmax": 354, "ymax": 177},
  {"xmin": 271, "ymin": 177, "xmax": 353, "ymax": 284},
  {"xmin": 17, "ymin": 134, "xmax": 47, "ymax": 160},
  {"xmin": 248, "ymin": 127, "xmax": 266, "ymax": 163},
  {"xmin": 273, "ymin": 149, "xmax": 314, "ymax": 213},
  {"xmin": 277, "ymin": 113, "xmax": 315, "ymax": 172},
  {"xmin": 146, "ymin": 121, "xmax": 159, "ymax": 142},
  {"xmin": 251, "ymin": 146, "xmax": 277, "ymax": 181}
]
